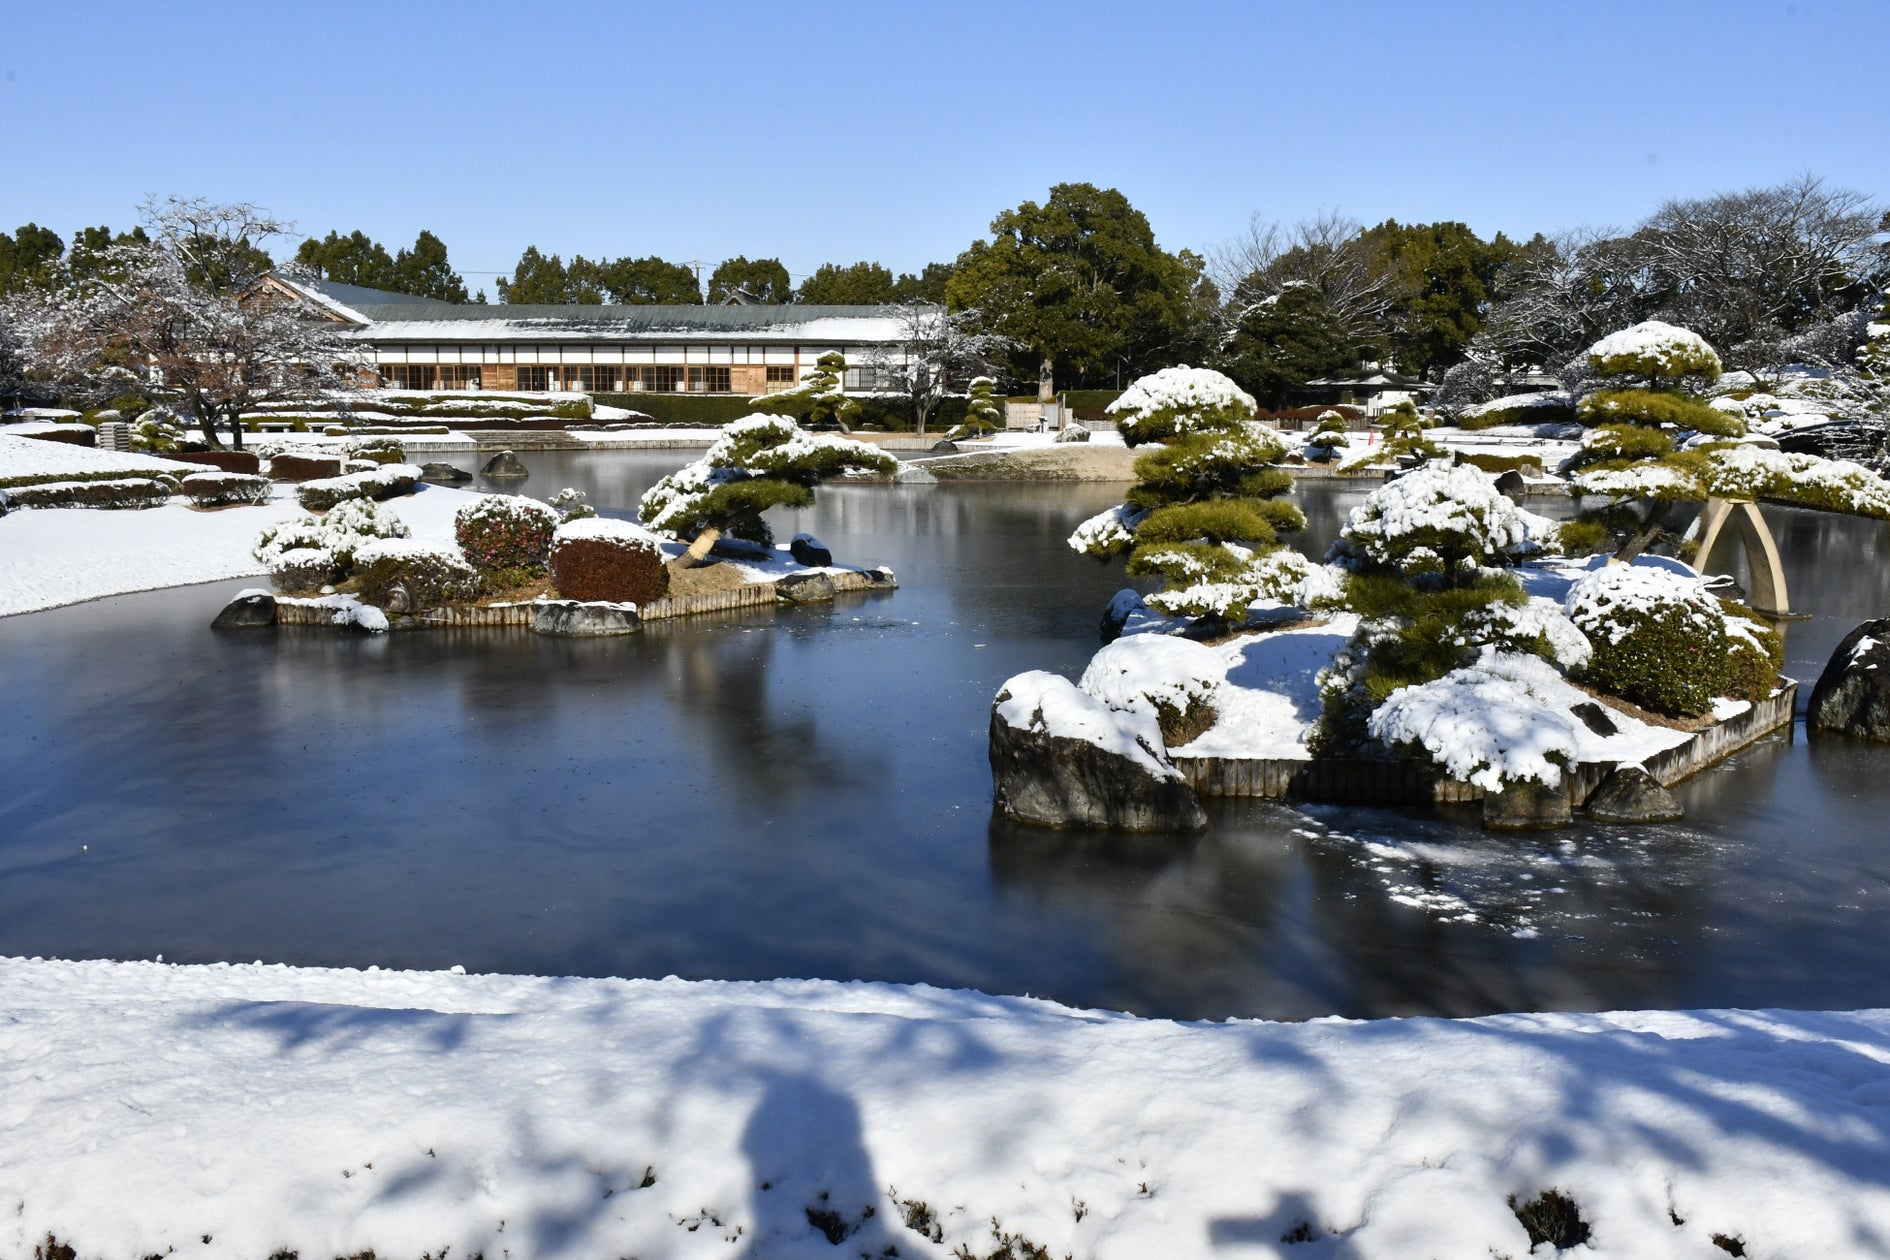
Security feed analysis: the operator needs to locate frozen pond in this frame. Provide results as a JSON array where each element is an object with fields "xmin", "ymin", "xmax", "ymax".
[{"xmin": 2, "ymin": 452, "xmax": 1888, "ymax": 1020}]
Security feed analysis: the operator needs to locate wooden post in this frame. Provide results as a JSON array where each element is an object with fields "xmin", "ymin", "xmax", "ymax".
[{"xmin": 1692, "ymin": 496, "xmax": 1790, "ymax": 615}]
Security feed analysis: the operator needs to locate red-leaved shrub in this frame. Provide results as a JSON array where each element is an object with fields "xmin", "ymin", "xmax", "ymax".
[
  {"xmin": 455, "ymin": 495, "xmax": 560, "ymax": 571},
  {"xmin": 551, "ymin": 520, "xmax": 669, "ymax": 603}
]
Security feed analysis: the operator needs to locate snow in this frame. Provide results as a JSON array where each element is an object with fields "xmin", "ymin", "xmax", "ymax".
[
  {"xmin": 0, "ymin": 482, "xmax": 485, "ymax": 618},
  {"xmin": 1573, "ymin": 462, "xmax": 1700, "ymax": 499},
  {"xmin": 5, "ymin": 956, "xmax": 1890, "ymax": 1260},
  {"xmin": 0, "ymin": 431, "xmax": 200, "ymax": 486},
  {"xmin": 1369, "ymin": 650, "xmax": 1584, "ymax": 789},
  {"xmin": 994, "ymin": 670, "xmax": 1176, "ymax": 778},
  {"xmin": 1106, "ymin": 365, "xmax": 1255, "ymax": 439},
  {"xmin": 1066, "ymin": 503, "xmax": 1147, "ymax": 556},
  {"xmin": 1588, "ymin": 320, "xmax": 1722, "ymax": 376},
  {"xmin": 1167, "ymin": 616, "xmax": 1362, "ymax": 759},
  {"xmin": 553, "ymin": 515, "xmax": 665, "ymax": 547},
  {"xmin": 1078, "ymin": 634, "xmax": 1222, "ymax": 725},
  {"xmin": 1704, "ymin": 445, "xmax": 1890, "ymax": 517},
  {"xmin": 1340, "ymin": 462, "xmax": 1534, "ymax": 570},
  {"xmin": 1565, "ymin": 564, "xmax": 1722, "ymax": 646},
  {"xmin": 1459, "ymin": 390, "xmax": 1573, "ymax": 421}
]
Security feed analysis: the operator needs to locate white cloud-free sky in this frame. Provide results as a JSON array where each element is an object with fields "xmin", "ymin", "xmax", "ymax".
[{"xmin": 4, "ymin": 0, "xmax": 1884, "ymax": 292}]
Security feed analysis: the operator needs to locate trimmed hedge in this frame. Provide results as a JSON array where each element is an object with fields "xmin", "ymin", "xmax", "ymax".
[
  {"xmin": 1456, "ymin": 452, "xmax": 1544, "ymax": 476},
  {"xmin": 455, "ymin": 494, "xmax": 560, "ymax": 572},
  {"xmin": 550, "ymin": 531, "xmax": 668, "ymax": 604},
  {"xmin": 5, "ymin": 477, "xmax": 173, "ymax": 509},
  {"xmin": 352, "ymin": 541, "xmax": 481, "ymax": 609},
  {"xmin": 594, "ymin": 392, "xmax": 969, "ymax": 433},
  {"xmin": 295, "ymin": 465, "xmax": 420, "ymax": 511},
  {"xmin": 268, "ymin": 453, "xmax": 345, "ymax": 482},
  {"xmin": 181, "ymin": 472, "xmax": 272, "ymax": 507},
  {"xmin": 20, "ymin": 427, "xmax": 96, "ymax": 447},
  {"xmin": 1574, "ymin": 596, "xmax": 1728, "ymax": 718}
]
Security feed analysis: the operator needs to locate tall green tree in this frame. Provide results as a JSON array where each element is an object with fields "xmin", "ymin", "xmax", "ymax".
[
  {"xmin": 497, "ymin": 247, "xmax": 603, "ymax": 304},
  {"xmin": 708, "ymin": 256, "xmax": 791, "ymax": 304},
  {"xmin": 1361, "ymin": 220, "xmax": 1520, "ymax": 377},
  {"xmin": 294, "ymin": 230, "xmax": 398, "ymax": 289},
  {"xmin": 594, "ymin": 255, "xmax": 700, "ymax": 303},
  {"xmin": 391, "ymin": 230, "xmax": 470, "ymax": 302},
  {"xmin": 1217, "ymin": 282, "xmax": 1359, "ymax": 408},
  {"xmin": 892, "ymin": 261, "xmax": 954, "ymax": 304},
  {"xmin": 795, "ymin": 260, "xmax": 897, "ymax": 304},
  {"xmin": 946, "ymin": 183, "xmax": 1201, "ymax": 398},
  {"xmin": 0, "ymin": 224, "xmax": 66, "ymax": 296}
]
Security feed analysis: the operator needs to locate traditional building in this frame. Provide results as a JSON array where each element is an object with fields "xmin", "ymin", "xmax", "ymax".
[
  {"xmin": 1295, "ymin": 365, "xmax": 1434, "ymax": 417},
  {"xmin": 262, "ymin": 276, "xmax": 919, "ymax": 395}
]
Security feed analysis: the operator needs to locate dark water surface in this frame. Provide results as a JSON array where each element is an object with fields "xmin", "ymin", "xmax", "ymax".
[{"xmin": 3, "ymin": 453, "xmax": 1888, "ymax": 1021}]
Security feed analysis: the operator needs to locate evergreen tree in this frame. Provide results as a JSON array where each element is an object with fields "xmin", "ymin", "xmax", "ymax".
[
  {"xmin": 295, "ymin": 229, "xmax": 399, "ymax": 289},
  {"xmin": 595, "ymin": 255, "xmax": 700, "ymax": 304},
  {"xmin": 752, "ymin": 350, "xmax": 860, "ymax": 433},
  {"xmin": 496, "ymin": 247, "xmax": 602, "ymax": 304},
  {"xmin": 953, "ymin": 375, "xmax": 1004, "ymax": 437},
  {"xmin": 392, "ymin": 230, "xmax": 470, "ymax": 302},
  {"xmin": 1361, "ymin": 220, "xmax": 1520, "ymax": 377},
  {"xmin": 707, "ymin": 256, "xmax": 791, "ymax": 304},
  {"xmin": 796, "ymin": 260, "xmax": 898, "ymax": 304},
  {"xmin": 947, "ymin": 183, "xmax": 1201, "ymax": 398},
  {"xmin": 0, "ymin": 224, "xmax": 66, "ymax": 296},
  {"xmin": 1217, "ymin": 282, "xmax": 1358, "ymax": 408},
  {"xmin": 891, "ymin": 261, "xmax": 954, "ymax": 304},
  {"xmin": 640, "ymin": 414, "xmax": 895, "ymax": 564}
]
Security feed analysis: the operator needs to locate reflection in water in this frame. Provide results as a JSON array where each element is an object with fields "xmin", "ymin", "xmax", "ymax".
[{"xmin": 2, "ymin": 453, "xmax": 1889, "ymax": 1021}]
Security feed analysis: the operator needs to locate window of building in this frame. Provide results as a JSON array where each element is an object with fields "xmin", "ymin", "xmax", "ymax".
[
  {"xmin": 389, "ymin": 365, "xmax": 438, "ymax": 390},
  {"xmin": 844, "ymin": 366, "xmax": 883, "ymax": 391},
  {"xmin": 578, "ymin": 366, "xmax": 619, "ymax": 393},
  {"xmin": 518, "ymin": 365, "xmax": 558, "ymax": 392},
  {"xmin": 683, "ymin": 366, "xmax": 731, "ymax": 393},
  {"xmin": 438, "ymin": 365, "xmax": 481, "ymax": 390},
  {"xmin": 654, "ymin": 365, "xmax": 686, "ymax": 392},
  {"xmin": 765, "ymin": 365, "xmax": 795, "ymax": 384}
]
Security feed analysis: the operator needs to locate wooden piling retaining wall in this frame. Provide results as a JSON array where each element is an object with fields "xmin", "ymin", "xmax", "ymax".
[{"xmin": 1173, "ymin": 682, "xmax": 1797, "ymax": 808}]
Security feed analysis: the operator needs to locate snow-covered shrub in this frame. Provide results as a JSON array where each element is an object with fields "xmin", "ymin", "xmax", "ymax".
[
  {"xmin": 320, "ymin": 499, "xmax": 411, "ymax": 564},
  {"xmin": 1701, "ymin": 446, "xmax": 1890, "ymax": 518},
  {"xmin": 130, "ymin": 407, "xmax": 184, "ymax": 453},
  {"xmin": 550, "ymin": 517, "xmax": 668, "ymax": 604},
  {"xmin": 1108, "ymin": 366, "xmax": 1258, "ymax": 446},
  {"xmin": 1309, "ymin": 411, "xmax": 1350, "ymax": 449},
  {"xmin": 1142, "ymin": 548, "xmax": 1331, "ymax": 618},
  {"xmin": 181, "ymin": 471, "xmax": 272, "ymax": 507},
  {"xmin": 295, "ymin": 463, "xmax": 420, "ymax": 511},
  {"xmin": 1369, "ymin": 650, "xmax": 1582, "ymax": 790},
  {"xmin": 1577, "ymin": 389, "xmax": 1742, "ymax": 437},
  {"xmin": 1564, "ymin": 564, "xmax": 1729, "ymax": 717},
  {"xmin": 748, "ymin": 351, "xmax": 860, "ymax": 432},
  {"xmin": 352, "ymin": 539, "xmax": 481, "ymax": 609},
  {"xmin": 640, "ymin": 414, "xmax": 894, "ymax": 561},
  {"xmin": 1721, "ymin": 601, "xmax": 1785, "ymax": 703},
  {"xmin": 455, "ymin": 494, "xmax": 560, "ymax": 572},
  {"xmin": 1456, "ymin": 392, "xmax": 1576, "ymax": 431},
  {"xmin": 548, "ymin": 486, "xmax": 597, "ymax": 523},
  {"xmin": 254, "ymin": 498, "xmax": 410, "ymax": 590},
  {"xmin": 269, "ymin": 547, "xmax": 338, "ymax": 591},
  {"xmin": 2, "ymin": 477, "xmax": 173, "ymax": 510},
  {"xmin": 1457, "ymin": 599, "xmax": 1592, "ymax": 671},
  {"xmin": 343, "ymin": 436, "xmax": 406, "ymax": 464},
  {"xmin": 1079, "ymin": 634, "xmax": 1222, "ymax": 747},
  {"xmin": 1336, "ymin": 463, "xmax": 1533, "ymax": 582},
  {"xmin": 1587, "ymin": 320, "xmax": 1723, "ymax": 383}
]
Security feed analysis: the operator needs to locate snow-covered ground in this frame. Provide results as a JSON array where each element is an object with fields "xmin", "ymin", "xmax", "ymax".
[
  {"xmin": 3, "ymin": 957, "xmax": 1887, "ymax": 1259},
  {"xmin": 0, "ymin": 482, "xmax": 483, "ymax": 617},
  {"xmin": 0, "ymin": 430, "xmax": 201, "ymax": 485}
]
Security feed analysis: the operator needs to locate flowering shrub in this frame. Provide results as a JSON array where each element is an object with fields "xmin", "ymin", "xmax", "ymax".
[
  {"xmin": 352, "ymin": 540, "xmax": 481, "ymax": 608},
  {"xmin": 455, "ymin": 494, "xmax": 560, "ymax": 571},
  {"xmin": 550, "ymin": 518, "xmax": 668, "ymax": 603},
  {"xmin": 1564, "ymin": 563, "xmax": 1728, "ymax": 717}
]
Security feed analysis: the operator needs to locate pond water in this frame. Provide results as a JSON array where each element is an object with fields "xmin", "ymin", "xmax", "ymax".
[{"xmin": 2, "ymin": 453, "xmax": 1888, "ymax": 1021}]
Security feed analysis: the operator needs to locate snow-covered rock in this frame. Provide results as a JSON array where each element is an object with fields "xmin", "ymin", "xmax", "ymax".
[{"xmin": 1808, "ymin": 620, "xmax": 1890, "ymax": 742}]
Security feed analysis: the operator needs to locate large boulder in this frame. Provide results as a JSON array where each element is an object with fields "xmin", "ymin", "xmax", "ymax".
[
  {"xmin": 789, "ymin": 533, "xmax": 833, "ymax": 567},
  {"xmin": 989, "ymin": 671, "xmax": 1207, "ymax": 833},
  {"xmin": 420, "ymin": 462, "xmax": 473, "ymax": 484},
  {"xmin": 1808, "ymin": 619, "xmax": 1890, "ymax": 742},
  {"xmin": 1055, "ymin": 425, "xmax": 1091, "ymax": 443},
  {"xmin": 531, "ymin": 600, "xmax": 640, "ymax": 637},
  {"xmin": 211, "ymin": 589, "xmax": 277, "ymax": 629},
  {"xmin": 481, "ymin": 450, "xmax": 529, "ymax": 479},
  {"xmin": 1584, "ymin": 764, "xmax": 1683, "ymax": 824},
  {"xmin": 776, "ymin": 571, "xmax": 836, "ymax": 603}
]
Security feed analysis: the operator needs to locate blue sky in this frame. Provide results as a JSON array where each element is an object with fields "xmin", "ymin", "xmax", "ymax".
[{"xmin": 4, "ymin": 0, "xmax": 1884, "ymax": 293}]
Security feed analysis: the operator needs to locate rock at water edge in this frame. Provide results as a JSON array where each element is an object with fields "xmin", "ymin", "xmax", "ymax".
[
  {"xmin": 211, "ymin": 590, "xmax": 277, "ymax": 629},
  {"xmin": 930, "ymin": 440, "xmax": 961, "ymax": 453},
  {"xmin": 1055, "ymin": 426, "xmax": 1091, "ymax": 443},
  {"xmin": 420, "ymin": 462, "xmax": 473, "ymax": 483},
  {"xmin": 481, "ymin": 450, "xmax": 529, "ymax": 478},
  {"xmin": 1583, "ymin": 764, "xmax": 1683, "ymax": 823},
  {"xmin": 789, "ymin": 533, "xmax": 834, "ymax": 568},
  {"xmin": 1808, "ymin": 619, "xmax": 1890, "ymax": 742},
  {"xmin": 989, "ymin": 671, "xmax": 1207, "ymax": 833},
  {"xmin": 1482, "ymin": 778, "xmax": 1573, "ymax": 830},
  {"xmin": 775, "ymin": 571, "xmax": 836, "ymax": 604},
  {"xmin": 531, "ymin": 601, "xmax": 641, "ymax": 637}
]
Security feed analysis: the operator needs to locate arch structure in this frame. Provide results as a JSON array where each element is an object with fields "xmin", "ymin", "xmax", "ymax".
[{"xmin": 1689, "ymin": 496, "xmax": 1790, "ymax": 616}]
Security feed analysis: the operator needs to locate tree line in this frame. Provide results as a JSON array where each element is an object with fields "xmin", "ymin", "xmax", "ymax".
[{"xmin": 5, "ymin": 174, "xmax": 1885, "ymax": 405}]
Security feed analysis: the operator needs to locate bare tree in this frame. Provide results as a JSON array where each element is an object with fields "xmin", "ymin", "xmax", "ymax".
[
  {"xmin": 6, "ymin": 198, "xmax": 360, "ymax": 449},
  {"xmin": 1210, "ymin": 209, "xmax": 1395, "ymax": 350},
  {"xmin": 864, "ymin": 304, "xmax": 1010, "ymax": 435}
]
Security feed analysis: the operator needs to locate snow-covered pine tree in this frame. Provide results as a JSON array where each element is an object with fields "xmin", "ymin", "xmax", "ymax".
[
  {"xmin": 1564, "ymin": 320, "xmax": 1738, "ymax": 560},
  {"xmin": 751, "ymin": 350, "xmax": 861, "ymax": 433},
  {"xmin": 1069, "ymin": 366, "xmax": 1306, "ymax": 617},
  {"xmin": 953, "ymin": 375, "xmax": 1004, "ymax": 438},
  {"xmin": 640, "ymin": 414, "xmax": 895, "ymax": 565}
]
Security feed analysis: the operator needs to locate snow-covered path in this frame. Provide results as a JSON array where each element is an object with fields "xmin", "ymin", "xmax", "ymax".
[{"xmin": 3, "ymin": 958, "xmax": 1887, "ymax": 1259}]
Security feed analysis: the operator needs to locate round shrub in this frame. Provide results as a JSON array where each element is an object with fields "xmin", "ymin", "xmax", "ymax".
[
  {"xmin": 352, "ymin": 540, "xmax": 481, "ymax": 609},
  {"xmin": 1339, "ymin": 463, "xmax": 1534, "ymax": 582},
  {"xmin": 550, "ymin": 518, "xmax": 670, "ymax": 604},
  {"xmin": 270, "ymin": 547, "xmax": 339, "ymax": 592},
  {"xmin": 1588, "ymin": 320, "xmax": 1723, "ymax": 383},
  {"xmin": 1565, "ymin": 564, "xmax": 1729, "ymax": 717},
  {"xmin": 455, "ymin": 494, "xmax": 560, "ymax": 572},
  {"xmin": 1108, "ymin": 366, "xmax": 1257, "ymax": 446},
  {"xmin": 343, "ymin": 436, "xmax": 407, "ymax": 464},
  {"xmin": 181, "ymin": 471, "xmax": 272, "ymax": 507}
]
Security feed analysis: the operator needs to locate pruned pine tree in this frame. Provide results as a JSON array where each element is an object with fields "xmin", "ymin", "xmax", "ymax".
[
  {"xmin": 751, "ymin": 350, "xmax": 860, "ymax": 433},
  {"xmin": 1564, "ymin": 321, "xmax": 1737, "ymax": 559},
  {"xmin": 955, "ymin": 375, "xmax": 1004, "ymax": 437},
  {"xmin": 640, "ymin": 414, "xmax": 895, "ymax": 566},
  {"xmin": 1069, "ymin": 366, "xmax": 1306, "ymax": 618},
  {"xmin": 6, "ymin": 198, "xmax": 357, "ymax": 450}
]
